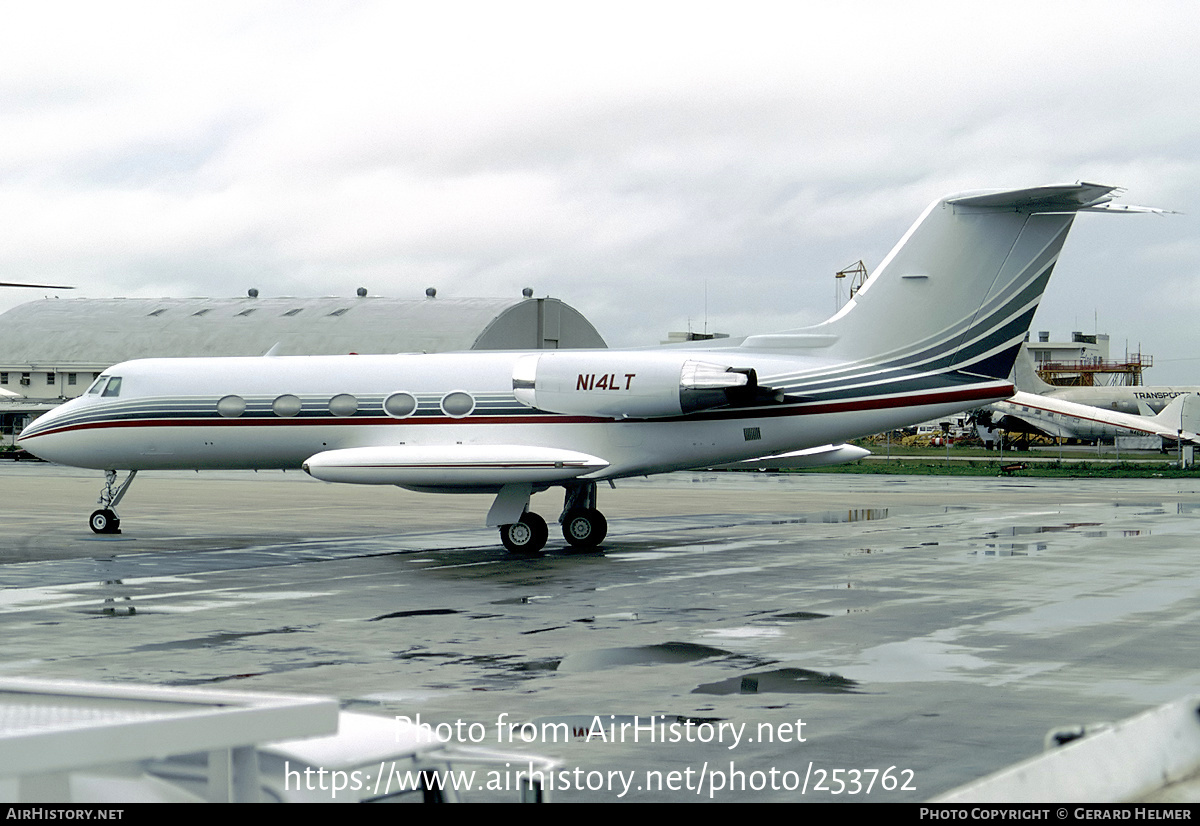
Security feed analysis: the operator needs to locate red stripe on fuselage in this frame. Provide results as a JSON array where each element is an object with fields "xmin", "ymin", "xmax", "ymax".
[{"xmin": 20, "ymin": 383, "xmax": 1012, "ymax": 441}]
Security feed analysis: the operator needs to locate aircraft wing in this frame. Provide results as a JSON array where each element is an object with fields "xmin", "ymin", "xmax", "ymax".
[
  {"xmin": 995, "ymin": 411, "xmax": 1076, "ymax": 440},
  {"xmin": 301, "ymin": 445, "xmax": 609, "ymax": 488}
]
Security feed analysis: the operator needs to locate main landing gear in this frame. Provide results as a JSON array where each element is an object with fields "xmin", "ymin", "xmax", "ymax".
[
  {"xmin": 499, "ymin": 512, "xmax": 548, "ymax": 553},
  {"xmin": 494, "ymin": 481, "xmax": 608, "ymax": 554},
  {"xmin": 89, "ymin": 470, "xmax": 137, "ymax": 535},
  {"xmin": 558, "ymin": 481, "xmax": 607, "ymax": 549}
]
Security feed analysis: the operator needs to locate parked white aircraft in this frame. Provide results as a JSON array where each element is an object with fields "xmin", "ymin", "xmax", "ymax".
[
  {"xmin": 979, "ymin": 390, "xmax": 1200, "ymax": 445},
  {"xmin": 1011, "ymin": 346, "xmax": 1200, "ymax": 415},
  {"xmin": 17, "ymin": 183, "xmax": 1160, "ymax": 553}
]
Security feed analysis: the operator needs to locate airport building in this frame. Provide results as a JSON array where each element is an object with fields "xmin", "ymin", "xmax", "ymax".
[
  {"xmin": 1027, "ymin": 330, "xmax": 1150, "ymax": 386},
  {"xmin": 0, "ymin": 291, "xmax": 607, "ymax": 440}
]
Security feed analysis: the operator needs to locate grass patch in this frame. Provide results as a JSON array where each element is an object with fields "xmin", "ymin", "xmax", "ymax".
[{"xmin": 800, "ymin": 457, "xmax": 1195, "ymax": 478}]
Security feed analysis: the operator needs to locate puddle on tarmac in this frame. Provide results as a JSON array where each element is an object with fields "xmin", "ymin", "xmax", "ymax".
[
  {"xmin": 370, "ymin": 608, "xmax": 460, "ymax": 621},
  {"xmin": 556, "ymin": 642, "xmax": 730, "ymax": 673},
  {"xmin": 694, "ymin": 667, "xmax": 859, "ymax": 695},
  {"xmin": 547, "ymin": 640, "xmax": 859, "ymax": 694},
  {"xmin": 973, "ymin": 544, "xmax": 1040, "ymax": 556},
  {"xmin": 465, "ymin": 654, "xmax": 563, "ymax": 685},
  {"xmin": 814, "ymin": 508, "xmax": 889, "ymax": 523},
  {"xmin": 131, "ymin": 627, "xmax": 307, "ymax": 652},
  {"xmin": 985, "ymin": 523, "xmax": 1101, "ymax": 537},
  {"xmin": 762, "ymin": 509, "xmax": 889, "ymax": 526},
  {"xmin": 970, "ymin": 522, "xmax": 1149, "ymax": 554},
  {"xmin": 530, "ymin": 714, "xmax": 729, "ymax": 743}
]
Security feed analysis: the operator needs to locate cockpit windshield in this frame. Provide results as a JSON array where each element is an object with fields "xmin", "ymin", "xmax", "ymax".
[{"xmin": 86, "ymin": 376, "xmax": 123, "ymax": 397}]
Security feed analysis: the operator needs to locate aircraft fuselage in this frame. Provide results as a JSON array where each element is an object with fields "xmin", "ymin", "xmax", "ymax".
[{"xmin": 19, "ymin": 349, "xmax": 1007, "ymax": 485}]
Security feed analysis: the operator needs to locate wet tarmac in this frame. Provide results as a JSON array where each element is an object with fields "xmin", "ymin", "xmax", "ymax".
[{"xmin": 3, "ymin": 463, "xmax": 1200, "ymax": 802}]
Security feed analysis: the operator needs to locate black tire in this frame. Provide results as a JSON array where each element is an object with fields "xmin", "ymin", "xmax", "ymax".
[
  {"xmin": 562, "ymin": 508, "xmax": 607, "ymax": 548},
  {"xmin": 89, "ymin": 509, "xmax": 120, "ymax": 535},
  {"xmin": 500, "ymin": 512, "xmax": 548, "ymax": 553}
]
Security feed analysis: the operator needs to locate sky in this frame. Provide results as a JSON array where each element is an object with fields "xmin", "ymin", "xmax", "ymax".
[{"xmin": 2, "ymin": 1, "xmax": 1198, "ymax": 381}]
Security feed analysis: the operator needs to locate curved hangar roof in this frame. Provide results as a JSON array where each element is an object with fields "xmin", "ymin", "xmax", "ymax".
[{"xmin": 0, "ymin": 295, "xmax": 606, "ymax": 365}]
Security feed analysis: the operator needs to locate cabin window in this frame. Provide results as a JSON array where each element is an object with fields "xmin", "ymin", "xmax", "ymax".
[
  {"xmin": 86, "ymin": 377, "xmax": 107, "ymax": 395},
  {"xmin": 441, "ymin": 391, "xmax": 475, "ymax": 418},
  {"xmin": 383, "ymin": 392, "xmax": 418, "ymax": 418},
  {"xmin": 101, "ymin": 377, "xmax": 122, "ymax": 397},
  {"xmin": 329, "ymin": 394, "xmax": 358, "ymax": 417},
  {"xmin": 217, "ymin": 395, "xmax": 245, "ymax": 417},
  {"xmin": 272, "ymin": 394, "xmax": 302, "ymax": 417}
]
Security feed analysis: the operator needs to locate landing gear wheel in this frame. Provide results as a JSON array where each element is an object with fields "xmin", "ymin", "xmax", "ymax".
[
  {"xmin": 562, "ymin": 508, "xmax": 607, "ymax": 549},
  {"xmin": 89, "ymin": 509, "xmax": 121, "ymax": 535},
  {"xmin": 500, "ymin": 512, "xmax": 548, "ymax": 554}
]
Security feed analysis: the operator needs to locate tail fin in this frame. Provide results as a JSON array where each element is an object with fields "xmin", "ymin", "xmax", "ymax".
[
  {"xmin": 1151, "ymin": 393, "xmax": 1200, "ymax": 441},
  {"xmin": 745, "ymin": 183, "xmax": 1128, "ymax": 380},
  {"xmin": 1011, "ymin": 345, "xmax": 1055, "ymax": 393}
]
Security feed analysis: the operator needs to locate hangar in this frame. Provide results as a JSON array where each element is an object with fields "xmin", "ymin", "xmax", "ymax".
[{"xmin": 0, "ymin": 291, "xmax": 606, "ymax": 440}]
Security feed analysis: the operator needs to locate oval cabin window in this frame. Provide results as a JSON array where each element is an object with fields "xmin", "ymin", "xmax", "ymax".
[
  {"xmin": 217, "ymin": 395, "xmax": 246, "ymax": 418},
  {"xmin": 441, "ymin": 391, "xmax": 475, "ymax": 418},
  {"xmin": 329, "ymin": 394, "xmax": 358, "ymax": 417},
  {"xmin": 384, "ymin": 392, "xmax": 418, "ymax": 418},
  {"xmin": 273, "ymin": 394, "xmax": 302, "ymax": 417}
]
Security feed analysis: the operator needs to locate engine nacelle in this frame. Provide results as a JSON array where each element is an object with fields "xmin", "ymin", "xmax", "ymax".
[{"xmin": 512, "ymin": 352, "xmax": 757, "ymax": 418}]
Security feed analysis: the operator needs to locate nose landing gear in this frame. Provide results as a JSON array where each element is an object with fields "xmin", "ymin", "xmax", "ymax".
[{"xmin": 90, "ymin": 470, "xmax": 137, "ymax": 535}]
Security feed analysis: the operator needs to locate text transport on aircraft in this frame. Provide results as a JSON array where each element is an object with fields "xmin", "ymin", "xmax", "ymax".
[{"xmin": 17, "ymin": 183, "xmax": 1164, "ymax": 553}]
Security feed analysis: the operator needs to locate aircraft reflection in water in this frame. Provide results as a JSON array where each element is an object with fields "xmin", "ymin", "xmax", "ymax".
[{"xmin": 19, "ymin": 183, "xmax": 1163, "ymax": 553}]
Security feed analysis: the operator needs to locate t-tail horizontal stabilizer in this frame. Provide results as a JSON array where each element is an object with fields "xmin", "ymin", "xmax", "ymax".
[{"xmin": 744, "ymin": 182, "xmax": 1159, "ymax": 385}]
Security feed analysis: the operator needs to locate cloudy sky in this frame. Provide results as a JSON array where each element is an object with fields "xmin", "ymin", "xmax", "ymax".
[{"xmin": 2, "ymin": 1, "xmax": 1198, "ymax": 381}]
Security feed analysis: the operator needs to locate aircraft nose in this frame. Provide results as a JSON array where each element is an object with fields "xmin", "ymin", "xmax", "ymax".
[
  {"xmin": 15, "ymin": 404, "xmax": 74, "ymax": 460},
  {"xmin": 16, "ymin": 412, "xmax": 49, "ymax": 444},
  {"xmin": 16, "ymin": 412, "xmax": 53, "ymax": 451}
]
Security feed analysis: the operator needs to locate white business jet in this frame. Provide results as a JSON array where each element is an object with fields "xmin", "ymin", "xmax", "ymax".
[{"xmin": 17, "ymin": 183, "xmax": 1159, "ymax": 553}]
